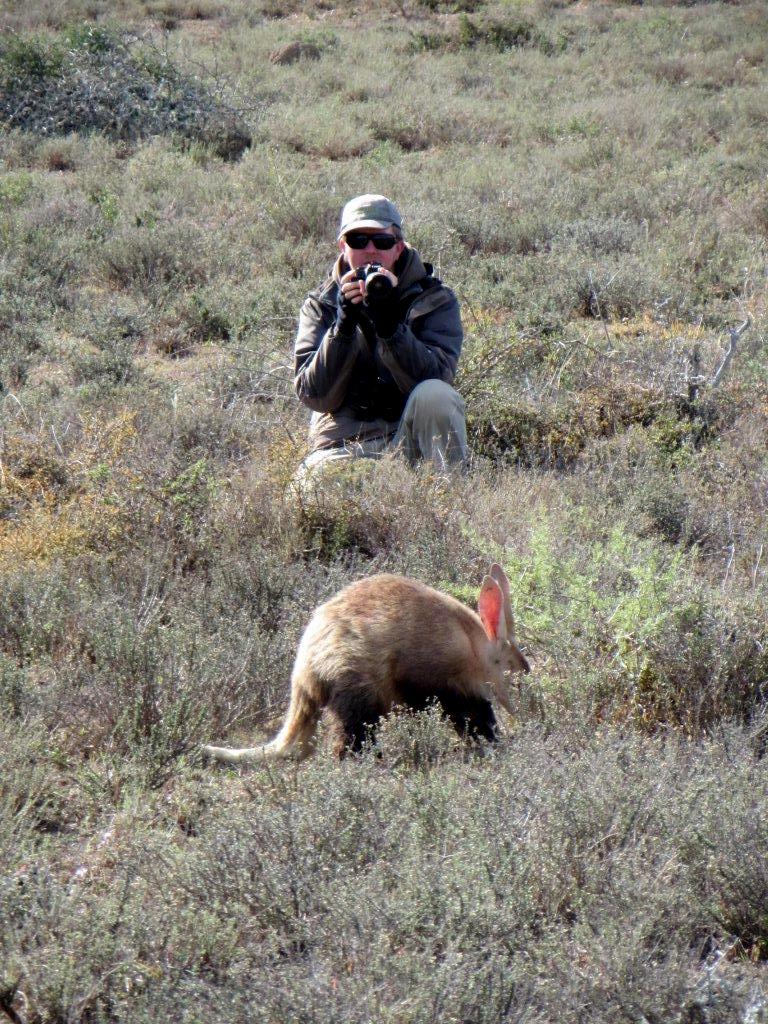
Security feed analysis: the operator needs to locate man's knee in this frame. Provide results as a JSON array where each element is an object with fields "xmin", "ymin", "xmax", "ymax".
[
  {"xmin": 403, "ymin": 379, "xmax": 465, "ymax": 424},
  {"xmin": 397, "ymin": 379, "xmax": 468, "ymax": 468}
]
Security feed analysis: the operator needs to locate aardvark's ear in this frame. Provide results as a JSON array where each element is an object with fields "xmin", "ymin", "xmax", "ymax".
[
  {"xmin": 478, "ymin": 576, "xmax": 508, "ymax": 643},
  {"xmin": 489, "ymin": 563, "xmax": 510, "ymax": 599},
  {"xmin": 489, "ymin": 562, "xmax": 515, "ymax": 639}
]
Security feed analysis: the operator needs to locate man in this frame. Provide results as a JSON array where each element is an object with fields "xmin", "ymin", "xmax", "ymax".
[{"xmin": 294, "ymin": 194, "xmax": 467, "ymax": 475}]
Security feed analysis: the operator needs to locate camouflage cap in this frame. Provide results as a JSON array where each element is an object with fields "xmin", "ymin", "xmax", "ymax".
[{"xmin": 338, "ymin": 194, "xmax": 403, "ymax": 239}]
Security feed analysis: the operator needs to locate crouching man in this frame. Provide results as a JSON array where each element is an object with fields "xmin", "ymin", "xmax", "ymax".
[{"xmin": 294, "ymin": 194, "xmax": 468, "ymax": 476}]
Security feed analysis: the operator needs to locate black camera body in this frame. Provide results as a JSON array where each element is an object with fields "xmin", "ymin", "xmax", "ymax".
[{"xmin": 355, "ymin": 262, "xmax": 393, "ymax": 302}]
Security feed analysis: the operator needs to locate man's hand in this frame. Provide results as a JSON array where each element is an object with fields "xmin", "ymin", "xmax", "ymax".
[
  {"xmin": 339, "ymin": 267, "xmax": 366, "ymax": 305},
  {"xmin": 335, "ymin": 297, "xmax": 359, "ymax": 339},
  {"xmin": 340, "ymin": 265, "xmax": 399, "ymax": 303},
  {"xmin": 335, "ymin": 268, "xmax": 367, "ymax": 337},
  {"xmin": 338, "ymin": 265, "xmax": 401, "ymax": 338}
]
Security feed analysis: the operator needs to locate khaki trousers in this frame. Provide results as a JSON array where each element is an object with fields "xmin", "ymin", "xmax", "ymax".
[{"xmin": 299, "ymin": 379, "xmax": 468, "ymax": 478}]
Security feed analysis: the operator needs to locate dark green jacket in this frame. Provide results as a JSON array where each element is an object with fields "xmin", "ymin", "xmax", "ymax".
[{"xmin": 294, "ymin": 245, "xmax": 463, "ymax": 450}]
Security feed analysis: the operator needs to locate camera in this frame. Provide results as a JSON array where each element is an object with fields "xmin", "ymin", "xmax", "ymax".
[{"xmin": 355, "ymin": 262, "xmax": 393, "ymax": 302}]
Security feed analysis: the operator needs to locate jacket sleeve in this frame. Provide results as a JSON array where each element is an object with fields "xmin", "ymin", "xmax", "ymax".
[
  {"xmin": 376, "ymin": 289, "xmax": 463, "ymax": 393},
  {"xmin": 293, "ymin": 293, "xmax": 362, "ymax": 413}
]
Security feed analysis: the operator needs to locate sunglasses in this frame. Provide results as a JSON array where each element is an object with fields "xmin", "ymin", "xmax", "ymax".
[{"xmin": 344, "ymin": 232, "xmax": 400, "ymax": 251}]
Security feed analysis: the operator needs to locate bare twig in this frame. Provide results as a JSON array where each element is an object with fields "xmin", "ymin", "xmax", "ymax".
[
  {"xmin": 683, "ymin": 316, "xmax": 751, "ymax": 401},
  {"xmin": 50, "ymin": 423, "xmax": 66, "ymax": 456},
  {"xmin": 722, "ymin": 513, "xmax": 736, "ymax": 589},
  {"xmin": 752, "ymin": 545, "xmax": 763, "ymax": 590},
  {"xmin": 711, "ymin": 316, "xmax": 751, "ymax": 388},
  {"xmin": 588, "ymin": 269, "xmax": 620, "ymax": 346},
  {"xmin": 3, "ymin": 393, "xmax": 30, "ymax": 424}
]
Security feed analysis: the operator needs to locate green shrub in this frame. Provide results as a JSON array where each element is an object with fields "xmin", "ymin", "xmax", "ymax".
[
  {"xmin": 0, "ymin": 722, "xmax": 67, "ymax": 844},
  {"xmin": 0, "ymin": 170, "xmax": 34, "ymax": 205},
  {"xmin": 483, "ymin": 516, "xmax": 768, "ymax": 734},
  {"xmin": 180, "ymin": 292, "xmax": 232, "ymax": 344},
  {"xmin": 71, "ymin": 336, "xmax": 139, "ymax": 388},
  {"xmin": 0, "ymin": 29, "xmax": 251, "ymax": 159},
  {"xmin": 458, "ymin": 13, "xmax": 556, "ymax": 54},
  {"xmin": 466, "ymin": 383, "xmax": 673, "ymax": 470},
  {"xmin": 408, "ymin": 13, "xmax": 558, "ymax": 56},
  {"xmin": 293, "ymin": 457, "xmax": 467, "ymax": 567},
  {"xmin": 0, "ymin": 323, "xmax": 44, "ymax": 391},
  {"xmin": 0, "ymin": 656, "xmax": 28, "ymax": 719},
  {"xmin": 0, "ymin": 34, "xmax": 64, "ymax": 79},
  {"xmin": 372, "ymin": 704, "xmax": 462, "ymax": 768}
]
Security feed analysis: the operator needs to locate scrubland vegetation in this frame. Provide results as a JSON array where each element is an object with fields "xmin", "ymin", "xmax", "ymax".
[{"xmin": 1, "ymin": 0, "xmax": 767, "ymax": 1020}]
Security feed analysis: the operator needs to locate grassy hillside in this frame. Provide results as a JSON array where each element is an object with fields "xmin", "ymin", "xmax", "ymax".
[{"xmin": 1, "ymin": 1, "xmax": 767, "ymax": 1020}]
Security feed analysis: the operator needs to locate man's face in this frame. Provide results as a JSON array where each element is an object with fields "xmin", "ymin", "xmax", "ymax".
[{"xmin": 339, "ymin": 226, "xmax": 404, "ymax": 272}]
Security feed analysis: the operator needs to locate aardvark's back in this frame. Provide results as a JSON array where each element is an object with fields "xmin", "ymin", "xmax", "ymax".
[{"xmin": 303, "ymin": 574, "xmax": 487, "ymax": 698}]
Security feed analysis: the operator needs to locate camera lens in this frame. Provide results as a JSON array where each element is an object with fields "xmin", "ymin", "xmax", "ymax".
[{"xmin": 364, "ymin": 267, "xmax": 392, "ymax": 300}]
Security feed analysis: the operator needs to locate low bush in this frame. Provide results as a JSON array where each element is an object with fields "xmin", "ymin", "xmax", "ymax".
[
  {"xmin": 101, "ymin": 222, "xmax": 213, "ymax": 295},
  {"xmin": 0, "ymin": 29, "xmax": 251, "ymax": 159},
  {"xmin": 494, "ymin": 514, "xmax": 768, "ymax": 735},
  {"xmin": 0, "ymin": 322, "xmax": 44, "ymax": 392},
  {"xmin": 409, "ymin": 10, "xmax": 560, "ymax": 56},
  {"xmin": 466, "ymin": 383, "xmax": 704, "ymax": 470},
  {"xmin": 457, "ymin": 12, "xmax": 558, "ymax": 54},
  {"xmin": 293, "ymin": 456, "xmax": 478, "ymax": 575}
]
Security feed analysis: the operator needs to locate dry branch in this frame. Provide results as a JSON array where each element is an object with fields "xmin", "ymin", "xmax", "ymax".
[
  {"xmin": 686, "ymin": 316, "xmax": 751, "ymax": 401},
  {"xmin": 711, "ymin": 316, "xmax": 751, "ymax": 388}
]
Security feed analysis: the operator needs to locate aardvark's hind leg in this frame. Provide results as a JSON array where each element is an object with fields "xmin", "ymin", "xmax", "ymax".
[{"xmin": 325, "ymin": 686, "xmax": 386, "ymax": 758}]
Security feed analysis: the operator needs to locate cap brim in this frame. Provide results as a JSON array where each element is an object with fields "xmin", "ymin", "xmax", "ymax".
[{"xmin": 338, "ymin": 218, "xmax": 392, "ymax": 239}]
